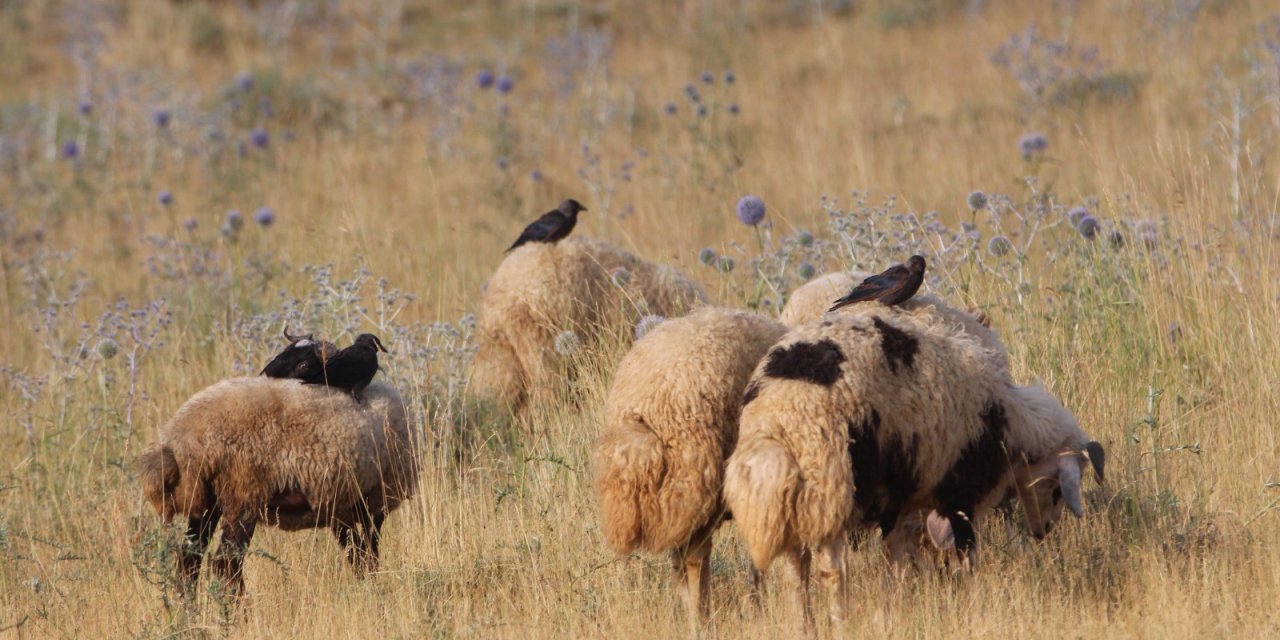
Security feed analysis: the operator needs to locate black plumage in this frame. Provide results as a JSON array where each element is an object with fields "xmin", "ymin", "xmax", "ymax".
[
  {"xmin": 299, "ymin": 333, "xmax": 387, "ymax": 398},
  {"xmin": 260, "ymin": 328, "xmax": 338, "ymax": 379},
  {"xmin": 505, "ymin": 199, "xmax": 587, "ymax": 252},
  {"xmin": 828, "ymin": 255, "xmax": 927, "ymax": 311}
]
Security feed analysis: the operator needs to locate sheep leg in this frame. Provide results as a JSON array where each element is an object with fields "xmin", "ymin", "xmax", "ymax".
[
  {"xmin": 673, "ymin": 530, "xmax": 714, "ymax": 624},
  {"xmin": 747, "ymin": 565, "xmax": 766, "ymax": 611},
  {"xmin": 179, "ymin": 508, "xmax": 220, "ymax": 595},
  {"xmin": 210, "ymin": 514, "xmax": 257, "ymax": 595},
  {"xmin": 783, "ymin": 547, "xmax": 813, "ymax": 629},
  {"xmin": 335, "ymin": 505, "xmax": 382, "ymax": 576},
  {"xmin": 814, "ymin": 536, "xmax": 850, "ymax": 626}
]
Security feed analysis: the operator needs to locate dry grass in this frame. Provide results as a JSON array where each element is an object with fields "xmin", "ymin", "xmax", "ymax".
[{"xmin": 2, "ymin": 0, "xmax": 1279, "ymax": 637}]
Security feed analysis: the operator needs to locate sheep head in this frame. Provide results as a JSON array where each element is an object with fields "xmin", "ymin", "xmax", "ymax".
[{"xmin": 1012, "ymin": 441, "xmax": 1106, "ymax": 538}]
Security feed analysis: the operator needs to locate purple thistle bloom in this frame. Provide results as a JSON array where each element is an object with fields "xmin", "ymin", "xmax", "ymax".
[
  {"xmin": 1076, "ymin": 214, "xmax": 1100, "ymax": 239},
  {"xmin": 684, "ymin": 84, "xmax": 701, "ymax": 103},
  {"xmin": 701, "ymin": 70, "xmax": 714, "ymax": 84},
  {"xmin": 62, "ymin": 141, "xmax": 80, "ymax": 159},
  {"xmin": 798, "ymin": 262, "xmax": 817, "ymax": 280},
  {"xmin": 226, "ymin": 209, "xmax": 244, "ymax": 231},
  {"xmin": 987, "ymin": 235, "xmax": 1013, "ymax": 257},
  {"xmin": 728, "ymin": 103, "xmax": 740, "ymax": 115},
  {"xmin": 183, "ymin": 217, "xmax": 198, "ymax": 232},
  {"xmin": 1067, "ymin": 205, "xmax": 1089, "ymax": 227},
  {"xmin": 1018, "ymin": 132, "xmax": 1048, "ymax": 159},
  {"xmin": 664, "ymin": 102, "xmax": 677, "ymax": 116},
  {"xmin": 530, "ymin": 168, "xmax": 543, "ymax": 182},
  {"xmin": 158, "ymin": 190, "xmax": 173, "ymax": 206},
  {"xmin": 78, "ymin": 101, "xmax": 92, "ymax": 116},
  {"xmin": 235, "ymin": 71, "xmax": 254, "ymax": 93},
  {"xmin": 250, "ymin": 127, "xmax": 269, "ymax": 148},
  {"xmin": 716, "ymin": 256, "xmax": 735, "ymax": 273},
  {"xmin": 496, "ymin": 76, "xmax": 514, "ymax": 93},
  {"xmin": 724, "ymin": 71, "xmax": 736, "ymax": 84},
  {"xmin": 152, "ymin": 109, "xmax": 171, "ymax": 128},
  {"xmin": 698, "ymin": 247, "xmax": 718, "ymax": 265},
  {"xmin": 697, "ymin": 105, "xmax": 708, "ymax": 117},
  {"xmin": 496, "ymin": 156, "xmax": 509, "ymax": 170},
  {"xmin": 796, "ymin": 230, "xmax": 814, "ymax": 246},
  {"xmin": 476, "ymin": 70, "xmax": 495, "ymax": 90},
  {"xmin": 254, "ymin": 207, "xmax": 275, "ymax": 228},
  {"xmin": 735, "ymin": 195, "xmax": 766, "ymax": 226},
  {"xmin": 967, "ymin": 190, "xmax": 988, "ymax": 211}
]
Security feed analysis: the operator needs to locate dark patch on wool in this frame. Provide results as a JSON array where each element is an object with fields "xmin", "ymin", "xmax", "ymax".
[
  {"xmin": 873, "ymin": 317, "xmax": 918, "ymax": 374},
  {"xmin": 846, "ymin": 410, "xmax": 920, "ymax": 535},
  {"xmin": 741, "ymin": 380, "xmax": 762, "ymax": 407},
  {"xmin": 763, "ymin": 339, "xmax": 845, "ymax": 387},
  {"xmin": 932, "ymin": 401, "xmax": 1011, "ymax": 552}
]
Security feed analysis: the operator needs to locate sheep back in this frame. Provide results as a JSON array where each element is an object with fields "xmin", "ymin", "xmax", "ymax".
[{"xmin": 594, "ymin": 307, "xmax": 786, "ymax": 554}]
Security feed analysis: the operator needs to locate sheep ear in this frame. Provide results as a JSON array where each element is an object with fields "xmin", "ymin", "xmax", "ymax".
[
  {"xmin": 925, "ymin": 510, "xmax": 955, "ymax": 550},
  {"xmin": 1084, "ymin": 441, "xmax": 1106, "ymax": 483},
  {"xmin": 1058, "ymin": 456, "xmax": 1084, "ymax": 518}
]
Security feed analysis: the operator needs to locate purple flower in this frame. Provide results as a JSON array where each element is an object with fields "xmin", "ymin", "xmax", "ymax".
[
  {"xmin": 684, "ymin": 84, "xmax": 701, "ymax": 103},
  {"xmin": 1076, "ymin": 214, "xmax": 1100, "ymax": 239},
  {"xmin": 78, "ymin": 101, "xmax": 92, "ymax": 116},
  {"xmin": 62, "ymin": 141, "xmax": 79, "ymax": 159},
  {"xmin": 250, "ymin": 127, "xmax": 269, "ymax": 148},
  {"xmin": 796, "ymin": 230, "xmax": 814, "ymax": 246},
  {"xmin": 496, "ymin": 76, "xmax": 514, "ymax": 93},
  {"xmin": 530, "ymin": 168, "xmax": 543, "ymax": 182},
  {"xmin": 698, "ymin": 247, "xmax": 718, "ymax": 265},
  {"xmin": 476, "ymin": 70, "xmax": 495, "ymax": 90},
  {"xmin": 697, "ymin": 105, "xmax": 708, "ymax": 117},
  {"xmin": 716, "ymin": 256, "xmax": 736, "ymax": 273},
  {"xmin": 226, "ymin": 209, "xmax": 244, "ymax": 231},
  {"xmin": 798, "ymin": 262, "xmax": 817, "ymax": 280},
  {"xmin": 664, "ymin": 102, "xmax": 677, "ymax": 116},
  {"xmin": 158, "ymin": 190, "xmax": 173, "ymax": 207},
  {"xmin": 1136, "ymin": 220, "xmax": 1158, "ymax": 248},
  {"xmin": 701, "ymin": 70, "xmax": 714, "ymax": 84},
  {"xmin": 1067, "ymin": 205, "xmax": 1089, "ymax": 227},
  {"xmin": 967, "ymin": 190, "xmax": 988, "ymax": 211},
  {"xmin": 727, "ymin": 103, "xmax": 740, "ymax": 115},
  {"xmin": 724, "ymin": 71, "xmax": 736, "ymax": 84},
  {"xmin": 254, "ymin": 207, "xmax": 275, "ymax": 228},
  {"xmin": 496, "ymin": 156, "xmax": 509, "ymax": 170},
  {"xmin": 183, "ymin": 217, "xmax": 198, "ymax": 232},
  {"xmin": 987, "ymin": 235, "xmax": 1013, "ymax": 257},
  {"xmin": 1018, "ymin": 132, "xmax": 1048, "ymax": 159},
  {"xmin": 735, "ymin": 195, "xmax": 766, "ymax": 226},
  {"xmin": 236, "ymin": 71, "xmax": 254, "ymax": 93},
  {"xmin": 152, "ymin": 109, "xmax": 171, "ymax": 128}
]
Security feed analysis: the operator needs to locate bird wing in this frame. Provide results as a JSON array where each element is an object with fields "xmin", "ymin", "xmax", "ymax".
[
  {"xmin": 506, "ymin": 212, "xmax": 564, "ymax": 252},
  {"xmin": 828, "ymin": 270, "xmax": 902, "ymax": 310}
]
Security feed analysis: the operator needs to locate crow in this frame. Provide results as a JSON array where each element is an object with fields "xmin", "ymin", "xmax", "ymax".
[
  {"xmin": 299, "ymin": 333, "xmax": 387, "ymax": 399},
  {"xmin": 828, "ymin": 255, "xmax": 926, "ymax": 311},
  {"xmin": 505, "ymin": 199, "xmax": 587, "ymax": 252},
  {"xmin": 260, "ymin": 327, "xmax": 338, "ymax": 379}
]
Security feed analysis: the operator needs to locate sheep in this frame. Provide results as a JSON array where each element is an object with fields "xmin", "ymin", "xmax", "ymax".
[
  {"xmin": 592, "ymin": 307, "xmax": 788, "ymax": 622},
  {"xmin": 137, "ymin": 377, "xmax": 418, "ymax": 595},
  {"xmin": 470, "ymin": 236, "xmax": 706, "ymax": 416},
  {"xmin": 780, "ymin": 270, "xmax": 1008, "ymax": 371},
  {"xmin": 723, "ymin": 306, "xmax": 1103, "ymax": 624}
]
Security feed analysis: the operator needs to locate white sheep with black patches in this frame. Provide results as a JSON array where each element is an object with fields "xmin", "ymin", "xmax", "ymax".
[
  {"xmin": 593, "ymin": 307, "xmax": 788, "ymax": 622},
  {"xmin": 138, "ymin": 378, "xmax": 418, "ymax": 595},
  {"xmin": 723, "ymin": 306, "xmax": 1103, "ymax": 625}
]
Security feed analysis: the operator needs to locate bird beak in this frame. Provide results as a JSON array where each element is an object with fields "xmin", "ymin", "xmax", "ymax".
[{"xmin": 374, "ymin": 336, "xmax": 388, "ymax": 353}]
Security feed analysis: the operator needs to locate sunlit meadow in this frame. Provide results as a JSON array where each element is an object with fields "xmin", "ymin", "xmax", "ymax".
[{"xmin": 2, "ymin": 1, "xmax": 1279, "ymax": 637}]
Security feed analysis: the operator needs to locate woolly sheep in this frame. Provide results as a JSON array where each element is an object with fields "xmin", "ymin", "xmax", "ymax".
[
  {"xmin": 780, "ymin": 270, "xmax": 1007, "ymax": 371},
  {"xmin": 138, "ymin": 378, "xmax": 417, "ymax": 595},
  {"xmin": 470, "ymin": 236, "xmax": 706, "ymax": 416},
  {"xmin": 592, "ymin": 307, "xmax": 787, "ymax": 621},
  {"xmin": 723, "ymin": 306, "xmax": 1103, "ymax": 624}
]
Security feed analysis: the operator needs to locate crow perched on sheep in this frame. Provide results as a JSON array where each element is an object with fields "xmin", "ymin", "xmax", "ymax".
[
  {"xmin": 260, "ymin": 327, "xmax": 337, "ymax": 379},
  {"xmin": 828, "ymin": 254, "xmax": 926, "ymax": 311},
  {"xmin": 298, "ymin": 333, "xmax": 387, "ymax": 398},
  {"xmin": 505, "ymin": 199, "xmax": 587, "ymax": 252}
]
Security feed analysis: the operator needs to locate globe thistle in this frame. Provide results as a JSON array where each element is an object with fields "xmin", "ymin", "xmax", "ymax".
[
  {"xmin": 716, "ymin": 256, "xmax": 735, "ymax": 273},
  {"xmin": 697, "ymin": 105, "xmax": 708, "ymax": 118},
  {"xmin": 226, "ymin": 209, "xmax": 244, "ymax": 231},
  {"xmin": 1136, "ymin": 220, "xmax": 1158, "ymax": 249},
  {"xmin": 1018, "ymin": 132, "xmax": 1048, "ymax": 159},
  {"xmin": 250, "ymin": 127, "xmax": 270, "ymax": 149},
  {"xmin": 152, "ymin": 109, "xmax": 171, "ymax": 128},
  {"xmin": 611, "ymin": 267, "xmax": 632, "ymax": 287},
  {"xmin": 735, "ymin": 195, "xmax": 766, "ymax": 226},
  {"xmin": 254, "ymin": 207, "xmax": 275, "ymax": 228},
  {"xmin": 496, "ymin": 76, "xmax": 514, "ymax": 93},
  {"xmin": 727, "ymin": 103, "xmax": 740, "ymax": 116},
  {"xmin": 235, "ymin": 71, "xmax": 254, "ymax": 93},
  {"xmin": 496, "ymin": 156, "xmax": 509, "ymax": 171},
  {"xmin": 664, "ymin": 102, "xmax": 677, "ymax": 116},
  {"xmin": 78, "ymin": 100, "xmax": 92, "ymax": 116},
  {"xmin": 158, "ymin": 190, "xmax": 174, "ymax": 207},
  {"xmin": 96, "ymin": 338, "xmax": 119, "ymax": 360},
  {"xmin": 553, "ymin": 330, "xmax": 582, "ymax": 356},
  {"xmin": 1107, "ymin": 229, "xmax": 1125, "ymax": 248},
  {"xmin": 698, "ymin": 247, "xmax": 718, "ymax": 265},
  {"xmin": 530, "ymin": 168, "xmax": 543, "ymax": 182},
  {"xmin": 798, "ymin": 262, "xmax": 817, "ymax": 280},
  {"xmin": 724, "ymin": 71, "xmax": 736, "ymax": 84},
  {"xmin": 987, "ymin": 235, "xmax": 1013, "ymax": 257},
  {"xmin": 967, "ymin": 190, "xmax": 988, "ymax": 211},
  {"xmin": 633, "ymin": 314, "xmax": 665, "ymax": 340},
  {"xmin": 683, "ymin": 83, "xmax": 701, "ymax": 103},
  {"xmin": 1076, "ymin": 215, "xmax": 1100, "ymax": 240},
  {"xmin": 1067, "ymin": 205, "xmax": 1089, "ymax": 227},
  {"xmin": 62, "ymin": 141, "xmax": 79, "ymax": 159},
  {"xmin": 795, "ymin": 230, "xmax": 814, "ymax": 247},
  {"xmin": 183, "ymin": 217, "xmax": 198, "ymax": 232},
  {"xmin": 701, "ymin": 70, "xmax": 714, "ymax": 84},
  {"xmin": 476, "ymin": 70, "xmax": 495, "ymax": 90}
]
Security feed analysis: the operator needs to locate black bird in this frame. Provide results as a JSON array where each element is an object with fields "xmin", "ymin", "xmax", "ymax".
[
  {"xmin": 299, "ymin": 333, "xmax": 388, "ymax": 398},
  {"xmin": 260, "ymin": 327, "xmax": 338, "ymax": 379},
  {"xmin": 828, "ymin": 255, "xmax": 927, "ymax": 311},
  {"xmin": 505, "ymin": 199, "xmax": 587, "ymax": 252}
]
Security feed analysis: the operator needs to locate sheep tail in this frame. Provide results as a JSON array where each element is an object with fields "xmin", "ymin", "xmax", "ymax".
[
  {"xmin": 593, "ymin": 415, "xmax": 666, "ymax": 555},
  {"xmin": 723, "ymin": 437, "xmax": 799, "ymax": 571},
  {"xmin": 138, "ymin": 444, "xmax": 180, "ymax": 520}
]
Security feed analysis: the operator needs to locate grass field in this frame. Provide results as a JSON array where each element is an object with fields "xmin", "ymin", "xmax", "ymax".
[{"xmin": 2, "ymin": 0, "xmax": 1279, "ymax": 637}]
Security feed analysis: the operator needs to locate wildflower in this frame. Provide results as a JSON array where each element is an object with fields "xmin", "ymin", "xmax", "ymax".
[
  {"xmin": 698, "ymin": 247, "xmax": 717, "ymax": 265},
  {"xmin": 683, "ymin": 83, "xmax": 700, "ymax": 103},
  {"xmin": 798, "ymin": 262, "xmax": 817, "ymax": 280},
  {"xmin": 250, "ymin": 127, "xmax": 269, "ymax": 148},
  {"xmin": 553, "ymin": 330, "xmax": 581, "ymax": 356},
  {"xmin": 1107, "ymin": 230, "xmax": 1124, "ymax": 248},
  {"xmin": 727, "ymin": 103, "xmax": 740, "ymax": 116},
  {"xmin": 235, "ymin": 71, "xmax": 254, "ymax": 93},
  {"xmin": 254, "ymin": 207, "xmax": 275, "ymax": 228},
  {"xmin": 226, "ymin": 209, "xmax": 244, "ymax": 231},
  {"xmin": 724, "ymin": 71, "xmax": 736, "ymax": 84},
  {"xmin": 701, "ymin": 70, "xmax": 714, "ymax": 84},
  {"xmin": 987, "ymin": 235, "xmax": 1013, "ymax": 257},
  {"xmin": 611, "ymin": 268, "xmax": 632, "ymax": 287},
  {"xmin": 664, "ymin": 102, "xmax": 677, "ymax": 116},
  {"xmin": 967, "ymin": 190, "xmax": 988, "ymax": 211},
  {"xmin": 496, "ymin": 156, "xmax": 509, "ymax": 170},
  {"xmin": 158, "ymin": 190, "xmax": 174, "ymax": 207},
  {"xmin": 530, "ymin": 168, "xmax": 543, "ymax": 182},
  {"xmin": 152, "ymin": 109, "xmax": 171, "ymax": 128},
  {"xmin": 697, "ymin": 105, "xmax": 708, "ymax": 117},
  {"xmin": 1136, "ymin": 220, "xmax": 1158, "ymax": 249},
  {"xmin": 634, "ymin": 314, "xmax": 665, "ymax": 340},
  {"xmin": 1018, "ymin": 132, "xmax": 1048, "ymax": 159},
  {"xmin": 717, "ymin": 256, "xmax": 735, "ymax": 273},
  {"xmin": 62, "ymin": 141, "xmax": 79, "ymax": 159},
  {"xmin": 1067, "ymin": 205, "xmax": 1089, "ymax": 227},
  {"xmin": 96, "ymin": 338, "xmax": 119, "ymax": 360},
  {"xmin": 183, "ymin": 217, "xmax": 198, "ymax": 232},
  {"xmin": 78, "ymin": 101, "xmax": 92, "ymax": 116},
  {"xmin": 496, "ymin": 76, "xmax": 514, "ymax": 93},
  {"xmin": 735, "ymin": 195, "xmax": 766, "ymax": 226},
  {"xmin": 796, "ymin": 230, "xmax": 814, "ymax": 246},
  {"xmin": 1076, "ymin": 215, "xmax": 1100, "ymax": 239},
  {"xmin": 476, "ymin": 70, "xmax": 495, "ymax": 90}
]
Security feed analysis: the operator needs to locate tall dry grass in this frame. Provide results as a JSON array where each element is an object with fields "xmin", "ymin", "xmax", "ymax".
[{"xmin": 1, "ymin": 0, "xmax": 1279, "ymax": 637}]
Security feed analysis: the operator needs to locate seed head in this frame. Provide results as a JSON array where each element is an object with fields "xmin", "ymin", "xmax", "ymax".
[
  {"xmin": 798, "ymin": 262, "xmax": 817, "ymax": 280},
  {"xmin": 553, "ymin": 330, "xmax": 581, "ymax": 356},
  {"xmin": 987, "ymin": 235, "xmax": 1012, "ymax": 257},
  {"xmin": 96, "ymin": 338, "xmax": 118, "ymax": 360},
  {"xmin": 967, "ymin": 190, "xmax": 988, "ymax": 211}
]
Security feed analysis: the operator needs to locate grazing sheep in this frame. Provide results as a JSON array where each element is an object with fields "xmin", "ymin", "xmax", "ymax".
[
  {"xmin": 723, "ymin": 307, "xmax": 1103, "ymax": 624},
  {"xmin": 780, "ymin": 270, "xmax": 1007, "ymax": 371},
  {"xmin": 470, "ymin": 236, "xmax": 706, "ymax": 416},
  {"xmin": 593, "ymin": 307, "xmax": 787, "ymax": 621},
  {"xmin": 138, "ymin": 377, "xmax": 417, "ymax": 595}
]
